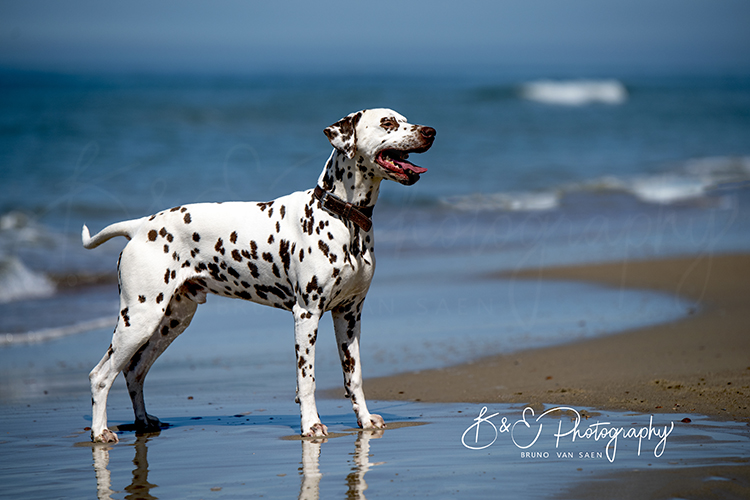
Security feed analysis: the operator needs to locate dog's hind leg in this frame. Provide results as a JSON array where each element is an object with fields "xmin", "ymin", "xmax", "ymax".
[
  {"xmin": 90, "ymin": 289, "xmax": 180, "ymax": 443},
  {"xmin": 123, "ymin": 291, "xmax": 198, "ymax": 430}
]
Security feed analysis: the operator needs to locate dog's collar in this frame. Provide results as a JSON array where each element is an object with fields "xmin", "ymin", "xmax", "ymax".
[{"xmin": 313, "ymin": 186, "xmax": 373, "ymax": 232}]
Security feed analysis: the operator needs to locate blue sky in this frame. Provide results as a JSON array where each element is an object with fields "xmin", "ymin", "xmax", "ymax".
[{"xmin": 1, "ymin": 0, "xmax": 749, "ymax": 75}]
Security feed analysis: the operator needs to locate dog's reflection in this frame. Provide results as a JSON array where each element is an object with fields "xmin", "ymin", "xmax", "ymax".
[
  {"xmin": 92, "ymin": 431, "xmax": 160, "ymax": 500},
  {"xmin": 92, "ymin": 428, "xmax": 384, "ymax": 500},
  {"xmin": 299, "ymin": 429, "xmax": 384, "ymax": 500}
]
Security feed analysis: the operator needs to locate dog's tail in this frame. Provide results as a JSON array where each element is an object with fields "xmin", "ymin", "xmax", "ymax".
[{"xmin": 82, "ymin": 218, "xmax": 145, "ymax": 249}]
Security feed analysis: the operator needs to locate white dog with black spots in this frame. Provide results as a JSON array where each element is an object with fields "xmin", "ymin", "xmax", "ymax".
[{"xmin": 82, "ymin": 108, "xmax": 436, "ymax": 442}]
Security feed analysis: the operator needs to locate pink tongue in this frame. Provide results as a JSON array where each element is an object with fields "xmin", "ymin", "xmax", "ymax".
[{"xmin": 395, "ymin": 159, "xmax": 427, "ymax": 174}]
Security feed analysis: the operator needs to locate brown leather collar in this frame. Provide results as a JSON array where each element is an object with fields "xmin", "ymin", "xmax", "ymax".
[{"xmin": 313, "ymin": 186, "xmax": 373, "ymax": 232}]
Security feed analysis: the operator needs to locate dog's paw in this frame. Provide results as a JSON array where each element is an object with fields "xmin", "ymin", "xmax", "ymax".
[
  {"xmin": 136, "ymin": 414, "xmax": 164, "ymax": 432},
  {"xmin": 303, "ymin": 423, "xmax": 329, "ymax": 438},
  {"xmin": 93, "ymin": 428, "xmax": 119, "ymax": 443},
  {"xmin": 359, "ymin": 414, "xmax": 386, "ymax": 430}
]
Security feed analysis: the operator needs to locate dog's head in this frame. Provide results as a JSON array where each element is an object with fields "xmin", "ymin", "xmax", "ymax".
[{"xmin": 324, "ymin": 109, "xmax": 436, "ymax": 186}]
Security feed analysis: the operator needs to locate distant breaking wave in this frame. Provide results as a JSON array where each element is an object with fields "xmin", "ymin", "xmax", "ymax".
[
  {"xmin": 0, "ymin": 317, "xmax": 115, "ymax": 346},
  {"xmin": 443, "ymin": 156, "xmax": 750, "ymax": 212},
  {"xmin": 0, "ymin": 256, "xmax": 56, "ymax": 303},
  {"xmin": 520, "ymin": 79, "xmax": 628, "ymax": 106}
]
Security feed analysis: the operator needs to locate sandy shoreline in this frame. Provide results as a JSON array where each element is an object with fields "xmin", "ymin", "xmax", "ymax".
[{"xmin": 366, "ymin": 253, "xmax": 750, "ymax": 422}]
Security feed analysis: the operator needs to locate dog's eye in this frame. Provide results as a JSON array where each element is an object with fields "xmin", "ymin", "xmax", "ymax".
[{"xmin": 380, "ymin": 117, "xmax": 399, "ymax": 132}]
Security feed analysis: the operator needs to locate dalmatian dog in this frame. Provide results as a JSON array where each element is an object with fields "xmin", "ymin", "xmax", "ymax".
[{"xmin": 82, "ymin": 108, "xmax": 436, "ymax": 443}]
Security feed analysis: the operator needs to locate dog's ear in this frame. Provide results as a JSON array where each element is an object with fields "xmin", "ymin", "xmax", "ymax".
[{"xmin": 324, "ymin": 111, "xmax": 362, "ymax": 159}]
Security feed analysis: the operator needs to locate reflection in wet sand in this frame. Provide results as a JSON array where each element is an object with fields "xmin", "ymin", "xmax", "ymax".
[
  {"xmin": 298, "ymin": 429, "xmax": 385, "ymax": 500},
  {"xmin": 91, "ymin": 428, "xmax": 386, "ymax": 500},
  {"xmin": 92, "ymin": 431, "xmax": 160, "ymax": 500}
]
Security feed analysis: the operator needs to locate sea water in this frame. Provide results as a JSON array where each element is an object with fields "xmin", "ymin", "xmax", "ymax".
[{"xmin": 1, "ymin": 70, "xmax": 749, "ymax": 342}]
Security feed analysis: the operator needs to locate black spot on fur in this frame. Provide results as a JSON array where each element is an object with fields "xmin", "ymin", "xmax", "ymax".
[
  {"xmin": 120, "ymin": 308, "xmax": 130, "ymax": 327},
  {"xmin": 138, "ymin": 295, "xmax": 146, "ymax": 303},
  {"xmin": 184, "ymin": 213, "xmax": 191, "ymax": 224},
  {"xmin": 230, "ymin": 231, "xmax": 238, "ymax": 244},
  {"xmin": 306, "ymin": 276, "xmax": 322, "ymax": 294},
  {"xmin": 148, "ymin": 230, "xmax": 157, "ymax": 241},
  {"xmin": 279, "ymin": 239, "xmax": 291, "ymax": 273},
  {"xmin": 193, "ymin": 232, "xmax": 201, "ymax": 242},
  {"xmin": 247, "ymin": 262, "xmax": 259, "ymax": 278},
  {"xmin": 341, "ymin": 344, "xmax": 356, "ymax": 372},
  {"xmin": 156, "ymin": 293, "xmax": 164, "ymax": 303},
  {"xmin": 207, "ymin": 262, "xmax": 226, "ymax": 282}
]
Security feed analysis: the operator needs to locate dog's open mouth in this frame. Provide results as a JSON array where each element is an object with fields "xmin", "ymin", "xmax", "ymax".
[{"xmin": 376, "ymin": 149, "xmax": 429, "ymax": 185}]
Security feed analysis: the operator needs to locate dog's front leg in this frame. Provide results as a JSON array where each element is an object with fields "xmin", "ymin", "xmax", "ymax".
[
  {"xmin": 293, "ymin": 305, "xmax": 328, "ymax": 437},
  {"xmin": 332, "ymin": 299, "xmax": 385, "ymax": 431}
]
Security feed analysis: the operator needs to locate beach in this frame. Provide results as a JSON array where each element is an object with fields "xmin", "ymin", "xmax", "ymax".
[
  {"xmin": 2, "ymin": 253, "xmax": 749, "ymax": 499},
  {"xmin": 1, "ymin": 72, "xmax": 750, "ymax": 498},
  {"xmin": 366, "ymin": 253, "xmax": 750, "ymax": 422}
]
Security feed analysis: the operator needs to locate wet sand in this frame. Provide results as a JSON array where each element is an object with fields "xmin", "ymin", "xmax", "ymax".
[{"xmin": 366, "ymin": 253, "xmax": 750, "ymax": 421}]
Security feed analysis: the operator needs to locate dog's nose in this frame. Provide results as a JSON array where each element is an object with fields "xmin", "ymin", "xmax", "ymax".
[{"xmin": 420, "ymin": 126, "xmax": 436, "ymax": 139}]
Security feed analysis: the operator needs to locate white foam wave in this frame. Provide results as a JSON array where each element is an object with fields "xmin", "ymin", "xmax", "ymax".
[
  {"xmin": 0, "ymin": 317, "xmax": 115, "ymax": 346},
  {"xmin": 583, "ymin": 156, "xmax": 750, "ymax": 204},
  {"xmin": 441, "ymin": 156, "xmax": 750, "ymax": 212},
  {"xmin": 628, "ymin": 175, "xmax": 711, "ymax": 204},
  {"xmin": 520, "ymin": 79, "xmax": 628, "ymax": 106},
  {"xmin": 444, "ymin": 190, "xmax": 561, "ymax": 212},
  {"xmin": 0, "ymin": 256, "xmax": 56, "ymax": 303}
]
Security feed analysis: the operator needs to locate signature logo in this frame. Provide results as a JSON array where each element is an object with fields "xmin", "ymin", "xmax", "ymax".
[{"xmin": 461, "ymin": 406, "xmax": 674, "ymax": 462}]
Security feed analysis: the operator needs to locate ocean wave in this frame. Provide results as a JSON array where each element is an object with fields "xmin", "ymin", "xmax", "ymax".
[
  {"xmin": 0, "ymin": 256, "xmax": 56, "ymax": 303},
  {"xmin": 443, "ymin": 190, "xmax": 561, "ymax": 212},
  {"xmin": 520, "ymin": 79, "xmax": 628, "ymax": 106},
  {"xmin": 442, "ymin": 156, "xmax": 750, "ymax": 212},
  {"xmin": 0, "ymin": 316, "xmax": 114, "ymax": 346}
]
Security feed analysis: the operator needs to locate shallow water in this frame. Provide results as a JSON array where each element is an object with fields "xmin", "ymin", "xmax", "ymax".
[{"xmin": 1, "ymin": 395, "xmax": 748, "ymax": 499}]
